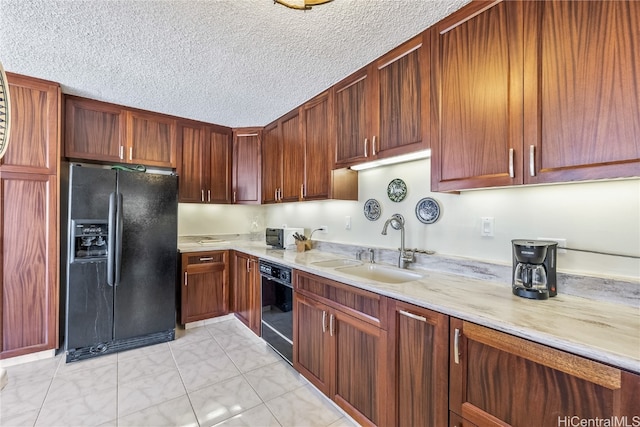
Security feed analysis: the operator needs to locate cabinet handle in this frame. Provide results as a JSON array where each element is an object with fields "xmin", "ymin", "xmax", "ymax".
[
  {"xmin": 184, "ymin": 272, "xmax": 188, "ymax": 286},
  {"xmin": 119, "ymin": 146, "xmax": 124, "ymax": 160},
  {"xmin": 233, "ymin": 191, "xmax": 237, "ymax": 203},
  {"xmin": 278, "ymin": 188, "xmax": 282, "ymax": 201},
  {"xmin": 199, "ymin": 257, "xmax": 213, "ymax": 262},
  {"xmin": 207, "ymin": 190, "xmax": 211, "ymax": 202},
  {"xmin": 201, "ymin": 190, "xmax": 205, "ymax": 202},
  {"xmin": 322, "ymin": 311, "xmax": 327, "ymax": 333},
  {"xmin": 129, "ymin": 147, "xmax": 133, "ymax": 161},
  {"xmin": 364, "ymin": 138, "xmax": 369, "ymax": 158},
  {"xmin": 508, "ymin": 148, "xmax": 514, "ymax": 178},
  {"xmin": 275, "ymin": 189, "xmax": 278, "ymax": 201},
  {"xmin": 454, "ymin": 328, "xmax": 461, "ymax": 364},
  {"xmin": 300, "ymin": 184, "xmax": 305, "ymax": 199},
  {"xmin": 529, "ymin": 145, "xmax": 536, "ymax": 177},
  {"xmin": 329, "ymin": 314, "xmax": 335, "ymax": 337},
  {"xmin": 246, "ymin": 258, "xmax": 250, "ymax": 272},
  {"xmin": 372, "ymin": 135, "xmax": 377, "ymax": 156},
  {"xmin": 399, "ymin": 310, "xmax": 427, "ymax": 323}
]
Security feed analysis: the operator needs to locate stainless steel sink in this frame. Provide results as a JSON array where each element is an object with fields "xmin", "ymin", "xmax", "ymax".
[
  {"xmin": 311, "ymin": 259, "xmax": 363, "ymax": 268},
  {"xmin": 335, "ymin": 263, "xmax": 423, "ymax": 284}
]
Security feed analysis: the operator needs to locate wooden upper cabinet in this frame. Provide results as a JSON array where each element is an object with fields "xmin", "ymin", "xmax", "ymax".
[
  {"xmin": 450, "ymin": 318, "xmax": 640, "ymax": 426},
  {"xmin": 65, "ymin": 96, "xmax": 178, "ymax": 168},
  {"xmin": 523, "ymin": 0, "xmax": 640, "ymax": 183},
  {"xmin": 334, "ymin": 33, "xmax": 430, "ymax": 168},
  {"xmin": 261, "ymin": 121, "xmax": 282, "ymax": 204},
  {"xmin": 280, "ymin": 110, "xmax": 304, "ymax": 202},
  {"xmin": 431, "ymin": 1, "xmax": 524, "ymax": 192},
  {"xmin": 126, "ymin": 110, "xmax": 177, "ymax": 168},
  {"xmin": 2, "ymin": 73, "xmax": 60, "ymax": 174},
  {"xmin": 177, "ymin": 121, "xmax": 231, "ymax": 204},
  {"xmin": 302, "ymin": 92, "xmax": 331, "ymax": 200},
  {"xmin": 374, "ymin": 32, "xmax": 430, "ymax": 159},
  {"xmin": 65, "ymin": 96, "xmax": 125, "ymax": 163},
  {"xmin": 232, "ymin": 128, "xmax": 261, "ymax": 204}
]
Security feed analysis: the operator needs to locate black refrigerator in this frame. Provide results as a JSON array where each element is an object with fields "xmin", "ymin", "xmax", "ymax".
[{"xmin": 61, "ymin": 164, "xmax": 177, "ymax": 362}]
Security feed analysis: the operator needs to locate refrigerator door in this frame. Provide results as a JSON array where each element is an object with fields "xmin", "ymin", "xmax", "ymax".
[
  {"xmin": 113, "ymin": 170, "xmax": 177, "ymax": 340},
  {"xmin": 66, "ymin": 165, "xmax": 117, "ymax": 349}
]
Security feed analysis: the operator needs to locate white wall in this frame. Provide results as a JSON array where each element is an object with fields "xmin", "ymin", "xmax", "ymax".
[{"xmin": 179, "ymin": 159, "xmax": 640, "ymax": 280}]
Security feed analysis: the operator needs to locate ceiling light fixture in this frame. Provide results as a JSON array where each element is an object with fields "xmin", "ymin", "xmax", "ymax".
[
  {"xmin": 350, "ymin": 149, "xmax": 432, "ymax": 171},
  {"xmin": 274, "ymin": 0, "xmax": 333, "ymax": 10}
]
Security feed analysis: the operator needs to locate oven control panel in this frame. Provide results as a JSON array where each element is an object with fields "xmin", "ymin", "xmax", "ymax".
[{"xmin": 259, "ymin": 260, "xmax": 292, "ymax": 285}]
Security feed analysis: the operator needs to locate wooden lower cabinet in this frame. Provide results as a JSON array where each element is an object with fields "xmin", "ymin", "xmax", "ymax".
[
  {"xmin": 450, "ymin": 318, "xmax": 640, "ymax": 426},
  {"xmin": 179, "ymin": 251, "xmax": 228, "ymax": 324},
  {"xmin": 231, "ymin": 251, "xmax": 260, "ymax": 335},
  {"xmin": 293, "ymin": 270, "xmax": 388, "ymax": 427},
  {"xmin": 387, "ymin": 300, "xmax": 449, "ymax": 427}
]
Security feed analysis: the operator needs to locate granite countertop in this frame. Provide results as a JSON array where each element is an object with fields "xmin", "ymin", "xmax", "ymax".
[{"xmin": 178, "ymin": 239, "xmax": 640, "ymax": 374}]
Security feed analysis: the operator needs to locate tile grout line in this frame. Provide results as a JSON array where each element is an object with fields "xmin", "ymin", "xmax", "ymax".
[{"xmin": 166, "ymin": 339, "xmax": 202, "ymax": 427}]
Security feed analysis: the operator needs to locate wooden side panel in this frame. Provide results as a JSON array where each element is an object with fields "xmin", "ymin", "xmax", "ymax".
[
  {"xmin": 208, "ymin": 128, "xmax": 232, "ymax": 204},
  {"xmin": 1, "ymin": 173, "xmax": 58, "ymax": 357},
  {"xmin": 178, "ymin": 125, "xmax": 205, "ymax": 203},
  {"xmin": 128, "ymin": 111, "xmax": 177, "ymax": 168},
  {"xmin": 525, "ymin": 0, "xmax": 640, "ymax": 183},
  {"xmin": 2, "ymin": 74, "xmax": 59, "ymax": 174},
  {"xmin": 280, "ymin": 111, "xmax": 304, "ymax": 202},
  {"xmin": 65, "ymin": 96, "xmax": 123, "ymax": 163}
]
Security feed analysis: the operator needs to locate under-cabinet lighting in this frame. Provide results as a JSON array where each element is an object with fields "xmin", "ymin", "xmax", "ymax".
[{"xmin": 350, "ymin": 149, "xmax": 431, "ymax": 171}]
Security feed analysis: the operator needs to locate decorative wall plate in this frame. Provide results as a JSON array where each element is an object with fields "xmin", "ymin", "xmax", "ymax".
[
  {"xmin": 415, "ymin": 197, "xmax": 441, "ymax": 224},
  {"xmin": 0, "ymin": 61, "xmax": 11, "ymax": 160},
  {"xmin": 363, "ymin": 198, "xmax": 381, "ymax": 221},
  {"xmin": 387, "ymin": 178, "xmax": 407, "ymax": 202}
]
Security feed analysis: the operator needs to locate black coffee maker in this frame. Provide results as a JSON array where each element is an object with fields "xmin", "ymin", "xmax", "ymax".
[{"xmin": 512, "ymin": 239, "xmax": 557, "ymax": 300}]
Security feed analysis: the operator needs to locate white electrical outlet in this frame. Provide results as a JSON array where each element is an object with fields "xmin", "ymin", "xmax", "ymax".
[
  {"xmin": 319, "ymin": 225, "xmax": 329, "ymax": 234},
  {"xmin": 345, "ymin": 216, "xmax": 351, "ymax": 230},
  {"xmin": 538, "ymin": 237, "xmax": 567, "ymax": 254}
]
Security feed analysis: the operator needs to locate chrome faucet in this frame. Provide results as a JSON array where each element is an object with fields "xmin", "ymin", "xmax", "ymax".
[{"xmin": 381, "ymin": 214, "xmax": 414, "ymax": 269}]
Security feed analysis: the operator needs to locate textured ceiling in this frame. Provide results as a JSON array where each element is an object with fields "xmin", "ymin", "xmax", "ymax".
[{"xmin": 0, "ymin": 0, "xmax": 470, "ymax": 127}]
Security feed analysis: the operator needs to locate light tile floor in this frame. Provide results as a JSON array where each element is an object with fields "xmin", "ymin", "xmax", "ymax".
[{"xmin": 0, "ymin": 317, "xmax": 359, "ymax": 427}]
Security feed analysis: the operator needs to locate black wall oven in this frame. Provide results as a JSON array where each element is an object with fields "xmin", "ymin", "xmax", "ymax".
[{"xmin": 259, "ymin": 260, "xmax": 293, "ymax": 364}]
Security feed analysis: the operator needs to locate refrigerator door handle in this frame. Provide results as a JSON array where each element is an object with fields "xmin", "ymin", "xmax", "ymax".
[
  {"xmin": 114, "ymin": 192, "xmax": 124, "ymax": 286},
  {"xmin": 107, "ymin": 192, "xmax": 117, "ymax": 286}
]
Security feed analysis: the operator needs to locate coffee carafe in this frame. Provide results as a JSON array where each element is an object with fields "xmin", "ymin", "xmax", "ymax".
[{"xmin": 512, "ymin": 239, "xmax": 558, "ymax": 300}]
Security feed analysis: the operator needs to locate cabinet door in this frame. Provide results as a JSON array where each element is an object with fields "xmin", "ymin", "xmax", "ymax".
[
  {"xmin": 332, "ymin": 307, "xmax": 387, "ymax": 427},
  {"xmin": 127, "ymin": 111, "xmax": 177, "ymax": 168},
  {"xmin": 261, "ymin": 122, "xmax": 282, "ymax": 204},
  {"xmin": 389, "ymin": 301, "xmax": 449, "ymax": 427},
  {"xmin": 232, "ymin": 129, "xmax": 261, "ymax": 204},
  {"xmin": 450, "ymin": 318, "xmax": 640, "ymax": 426},
  {"xmin": 280, "ymin": 110, "xmax": 304, "ymax": 202},
  {"xmin": 293, "ymin": 293, "xmax": 332, "ymax": 395},
  {"xmin": 1, "ymin": 172, "xmax": 58, "ymax": 358},
  {"xmin": 431, "ymin": 2, "xmax": 524, "ymax": 191},
  {"xmin": 207, "ymin": 127, "xmax": 232, "ymax": 204},
  {"xmin": 524, "ymin": 1, "xmax": 640, "ymax": 183},
  {"xmin": 302, "ymin": 92, "xmax": 331, "ymax": 200},
  {"xmin": 65, "ymin": 96, "xmax": 124, "ymax": 163},
  {"xmin": 178, "ymin": 124, "xmax": 206, "ymax": 203},
  {"xmin": 232, "ymin": 252, "xmax": 260, "ymax": 335},
  {"xmin": 2, "ymin": 74, "xmax": 59, "ymax": 174},
  {"xmin": 334, "ymin": 69, "xmax": 371, "ymax": 167},
  {"xmin": 375, "ymin": 33, "xmax": 430, "ymax": 159},
  {"xmin": 181, "ymin": 252, "xmax": 228, "ymax": 324}
]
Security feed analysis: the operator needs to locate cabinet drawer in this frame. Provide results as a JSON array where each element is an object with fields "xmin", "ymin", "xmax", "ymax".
[
  {"xmin": 183, "ymin": 251, "xmax": 226, "ymax": 266},
  {"xmin": 294, "ymin": 270, "xmax": 387, "ymax": 329}
]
